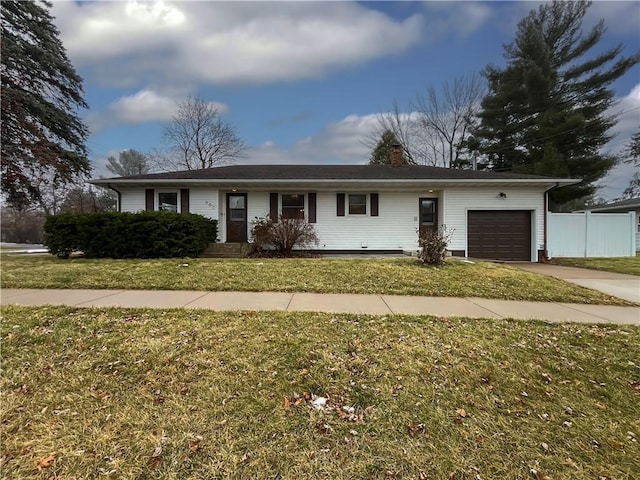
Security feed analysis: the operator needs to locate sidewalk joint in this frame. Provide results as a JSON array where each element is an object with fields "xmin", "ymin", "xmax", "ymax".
[{"xmin": 379, "ymin": 295, "xmax": 395, "ymax": 314}]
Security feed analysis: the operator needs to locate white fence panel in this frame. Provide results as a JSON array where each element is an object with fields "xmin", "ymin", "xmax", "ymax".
[{"xmin": 548, "ymin": 212, "xmax": 636, "ymax": 258}]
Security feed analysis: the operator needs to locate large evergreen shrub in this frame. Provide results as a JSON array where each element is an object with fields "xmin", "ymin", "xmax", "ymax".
[{"xmin": 44, "ymin": 211, "xmax": 217, "ymax": 258}]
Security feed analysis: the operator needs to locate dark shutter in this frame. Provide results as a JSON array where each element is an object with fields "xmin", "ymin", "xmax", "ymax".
[
  {"xmin": 145, "ymin": 189, "xmax": 154, "ymax": 211},
  {"xmin": 308, "ymin": 193, "xmax": 317, "ymax": 223},
  {"xmin": 370, "ymin": 193, "xmax": 379, "ymax": 217},
  {"xmin": 180, "ymin": 189, "xmax": 190, "ymax": 213},
  {"xmin": 269, "ymin": 193, "xmax": 278, "ymax": 221},
  {"xmin": 337, "ymin": 193, "xmax": 345, "ymax": 216}
]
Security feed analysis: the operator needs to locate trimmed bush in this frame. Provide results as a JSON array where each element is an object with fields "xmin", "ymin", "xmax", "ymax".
[{"xmin": 44, "ymin": 211, "xmax": 217, "ymax": 259}]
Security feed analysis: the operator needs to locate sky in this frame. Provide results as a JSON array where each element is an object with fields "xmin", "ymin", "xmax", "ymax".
[{"xmin": 50, "ymin": 1, "xmax": 640, "ymax": 201}]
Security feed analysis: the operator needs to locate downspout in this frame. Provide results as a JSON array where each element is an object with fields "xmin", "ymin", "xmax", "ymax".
[
  {"xmin": 542, "ymin": 183, "xmax": 560, "ymax": 262},
  {"xmin": 107, "ymin": 184, "xmax": 122, "ymax": 212}
]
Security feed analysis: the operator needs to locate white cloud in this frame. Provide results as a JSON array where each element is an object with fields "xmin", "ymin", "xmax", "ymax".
[
  {"xmin": 422, "ymin": 1, "xmax": 492, "ymax": 40},
  {"xmin": 242, "ymin": 113, "xmax": 381, "ymax": 165},
  {"xmin": 86, "ymin": 90, "xmax": 228, "ymax": 134},
  {"xmin": 51, "ymin": 1, "xmax": 424, "ymax": 88}
]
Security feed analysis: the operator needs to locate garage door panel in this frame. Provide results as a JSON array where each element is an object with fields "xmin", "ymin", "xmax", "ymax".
[{"xmin": 468, "ymin": 211, "xmax": 531, "ymax": 261}]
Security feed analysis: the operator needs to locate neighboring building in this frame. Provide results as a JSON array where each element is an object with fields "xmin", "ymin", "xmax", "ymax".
[
  {"xmin": 91, "ymin": 164, "xmax": 578, "ymax": 262},
  {"xmin": 581, "ymin": 197, "xmax": 640, "ymax": 251}
]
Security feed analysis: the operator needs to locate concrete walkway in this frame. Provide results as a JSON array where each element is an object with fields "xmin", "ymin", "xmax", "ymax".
[
  {"xmin": 512, "ymin": 263, "xmax": 640, "ymax": 303},
  {"xmin": 1, "ymin": 288, "xmax": 638, "ymax": 325}
]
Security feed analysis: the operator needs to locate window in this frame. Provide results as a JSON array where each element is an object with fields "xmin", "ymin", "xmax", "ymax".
[
  {"xmin": 158, "ymin": 192, "xmax": 178, "ymax": 212},
  {"xmin": 282, "ymin": 194, "xmax": 305, "ymax": 219},
  {"xmin": 229, "ymin": 195, "xmax": 245, "ymax": 221},
  {"xmin": 420, "ymin": 199, "xmax": 436, "ymax": 225},
  {"xmin": 349, "ymin": 194, "xmax": 367, "ymax": 215}
]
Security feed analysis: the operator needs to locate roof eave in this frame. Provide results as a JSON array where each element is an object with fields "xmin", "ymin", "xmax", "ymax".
[{"xmin": 91, "ymin": 177, "xmax": 581, "ymax": 188}]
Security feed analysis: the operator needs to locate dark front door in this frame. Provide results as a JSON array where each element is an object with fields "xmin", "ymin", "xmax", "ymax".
[
  {"xmin": 226, "ymin": 193, "xmax": 247, "ymax": 242},
  {"xmin": 419, "ymin": 198, "xmax": 438, "ymax": 239}
]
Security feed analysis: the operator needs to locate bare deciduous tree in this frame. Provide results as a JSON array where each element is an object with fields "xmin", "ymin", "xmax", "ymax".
[
  {"xmin": 157, "ymin": 96, "xmax": 245, "ymax": 171},
  {"xmin": 367, "ymin": 74, "xmax": 485, "ymax": 168},
  {"xmin": 415, "ymin": 73, "xmax": 485, "ymax": 168}
]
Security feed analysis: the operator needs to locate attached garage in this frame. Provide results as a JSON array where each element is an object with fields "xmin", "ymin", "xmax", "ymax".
[{"xmin": 468, "ymin": 210, "xmax": 532, "ymax": 261}]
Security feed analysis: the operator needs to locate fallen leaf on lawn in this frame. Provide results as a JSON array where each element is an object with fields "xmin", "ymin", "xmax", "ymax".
[
  {"xmin": 149, "ymin": 447, "xmax": 162, "ymax": 470},
  {"xmin": 149, "ymin": 456, "xmax": 162, "ymax": 470},
  {"xmin": 283, "ymin": 397, "xmax": 291, "ymax": 410},
  {"xmin": 456, "ymin": 408, "xmax": 466, "ymax": 417},
  {"xmin": 608, "ymin": 439, "xmax": 624, "ymax": 450},
  {"xmin": 189, "ymin": 437, "xmax": 202, "ymax": 453},
  {"xmin": 35, "ymin": 452, "xmax": 57, "ymax": 471},
  {"xmin": 316, "ymin": 422, "xmax": 332, "ymax": 434},
  {"xmin": 407, "ymin": 422, "xmax": 426, "ymax": 437}
]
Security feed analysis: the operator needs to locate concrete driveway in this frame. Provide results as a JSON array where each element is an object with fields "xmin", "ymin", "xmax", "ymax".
[{"xmin": 512, "ymin": 263, "xmax": 640, "ymax": 303}]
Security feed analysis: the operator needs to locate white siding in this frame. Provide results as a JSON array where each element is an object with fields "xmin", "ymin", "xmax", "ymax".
[
  {"xmin": 443, "ymin": 187, "xmax": 546, "ymax": 261},
  {"xmin": 117, "ymin": 186, "xmax": 547, "ymax": 260},
  {"xmin": 119, "ymin": 188, "xmax": 145, "ymax": 212},
  {"xmin": 188, "ymin": 187, "xmax": 218, "ymax": 219},
  {"xmin": 313, "ymin": 191, "xmax": 429, "ymax": 251}
]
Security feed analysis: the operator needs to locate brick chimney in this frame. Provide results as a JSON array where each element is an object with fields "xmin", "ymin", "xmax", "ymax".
[{"xmin": 390, "ymin": 143, "xmax": 405, "ymax": 167}]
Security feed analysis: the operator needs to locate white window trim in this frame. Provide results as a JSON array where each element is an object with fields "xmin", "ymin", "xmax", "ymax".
[
  {"xmin": 281, "ymin": 193, "xmax": 306, "ymax": 220},
  {"xmin": 347, "ymin": 193, "xmax": 368, "ymax": 216},
  {"xmin": 157, "ymin": 190, "xmax": 180, "ymax": 213}
]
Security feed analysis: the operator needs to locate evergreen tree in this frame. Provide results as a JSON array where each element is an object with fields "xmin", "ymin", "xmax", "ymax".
[
  {"xmin": 471, "ymin": 1, "xmax": 638, "ymax": 206},
  {"xmin": 621, "ymin": 130, "xmax": 640, "ymax": 199},
  {"xmin": 106, "ymin": 149, "xmax": 151, "ymax": 177},
  {"xmin": 369, "ymin": 129, "xmax": 404, "ymax": 165},
  {"xmin": 1, "ymin": 0, "xmax": 89, "ymax": 209}
]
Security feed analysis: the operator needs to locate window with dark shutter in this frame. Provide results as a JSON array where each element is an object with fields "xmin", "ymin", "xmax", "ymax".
[
  {"xmin": 180, "ymin": 189, "xmax": 190, "ymax": 213},
  {"xmin": 308, "ymin": 193, "xmax": 317, "ymax": 223},
  {"xmin": 281, "ymin": 194, "xmax": 305, "ymax": 219},
  {"xmin": 145, "ymin": 189, "xmax": 154, "ymax": 211},
  {"xmin": 370, "ymin": 193, "xmax": 379, "ymax": 216},
  {"xmin": 337, "ymin": 193, "xmax": 345, "ymax": 216},
  {"xmin": 269, "ymin": 193, "xmax": 278, "ymax": 221},
  {"xmin": 348, "ymin": 194, "xmax": 367, "ymax": 215}
]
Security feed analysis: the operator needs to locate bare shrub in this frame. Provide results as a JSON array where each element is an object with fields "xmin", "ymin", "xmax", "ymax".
[
  {"xmin": 251, "ymin": 215, "xmax": 319, "ymax": 256},
  {"xmin": 418, "ymin": 227, "xmax": 453, "ymax": 266}
]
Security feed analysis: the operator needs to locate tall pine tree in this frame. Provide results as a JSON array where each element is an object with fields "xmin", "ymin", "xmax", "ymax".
[
  {"xmin": 1, "ymin": 0, "xmax": 90, "ymax": 209},
  {"xmin": 471, "ymin": 1, "xmax": 638, "ymax": 206},
  {"xmin": 369, "ymin": 129, "xmax": 409, "ymax": 165}
]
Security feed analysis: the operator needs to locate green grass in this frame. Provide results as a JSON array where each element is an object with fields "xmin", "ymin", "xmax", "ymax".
[
  {"xmin": 0, "ymin": 256, "xmax": 631, "ymax": 305},
  {"xmin": 552, "ymin": 255, "xmax": 640, "ymax": 276},
  {"xmin": 1, "ymin": 306, "xmax": 639, "ymax": 479}
]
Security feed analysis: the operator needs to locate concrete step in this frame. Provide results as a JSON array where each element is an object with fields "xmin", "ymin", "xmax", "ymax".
[{"xmin": 200, "ymin": 243, "xmax": 251, "ymax": 258}]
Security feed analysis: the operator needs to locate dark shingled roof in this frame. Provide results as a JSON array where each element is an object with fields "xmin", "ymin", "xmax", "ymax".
[{"xmin": 99, "ymin": 164, "xmax": 563, "ymax": 181}]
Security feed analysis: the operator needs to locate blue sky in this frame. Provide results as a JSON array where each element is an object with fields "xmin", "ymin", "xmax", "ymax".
[{"xmin": 50, "ymin": 1, "xmax": 639, "ymax": 200}]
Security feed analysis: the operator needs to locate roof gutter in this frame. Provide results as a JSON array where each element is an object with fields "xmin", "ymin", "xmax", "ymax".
[
  {"xmin": 90, "ymin": 177, "xmax": 581, "ymax": 187},
  {"xmin": 99, "ymin": 183, "xmax": 122, "ymax": 212}
]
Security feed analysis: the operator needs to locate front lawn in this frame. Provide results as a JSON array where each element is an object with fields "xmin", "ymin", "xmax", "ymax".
[
  {"xmin": 552, "ymin": 255, "xmax": 640, "ymax": 276},
  {"xmin": 1, "ymin": 306, "xmax": 638, "ymax": 479},
  {"xmin": 0, "ymin": 256, "xmax": 631, "ymax": 305}
]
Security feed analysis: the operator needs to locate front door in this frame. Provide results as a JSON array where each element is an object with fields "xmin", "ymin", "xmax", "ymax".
[
  {"xmin": 419, "ymin": 198, "xmax": 438, "ymax": 239},
  {"xmin": 226, "ymin": 193, "xmax": 247, "ymax": 242}
]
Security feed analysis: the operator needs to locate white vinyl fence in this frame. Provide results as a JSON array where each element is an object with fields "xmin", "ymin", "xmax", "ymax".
[{"xmin": 547, "ymin": 212, "xmax": 636, "ymax": 258}]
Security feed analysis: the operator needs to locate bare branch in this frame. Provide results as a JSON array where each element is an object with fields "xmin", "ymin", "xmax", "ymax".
[{"xmin": 158, "ymin": 95, "xmax": 246, "ymax": 171}]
